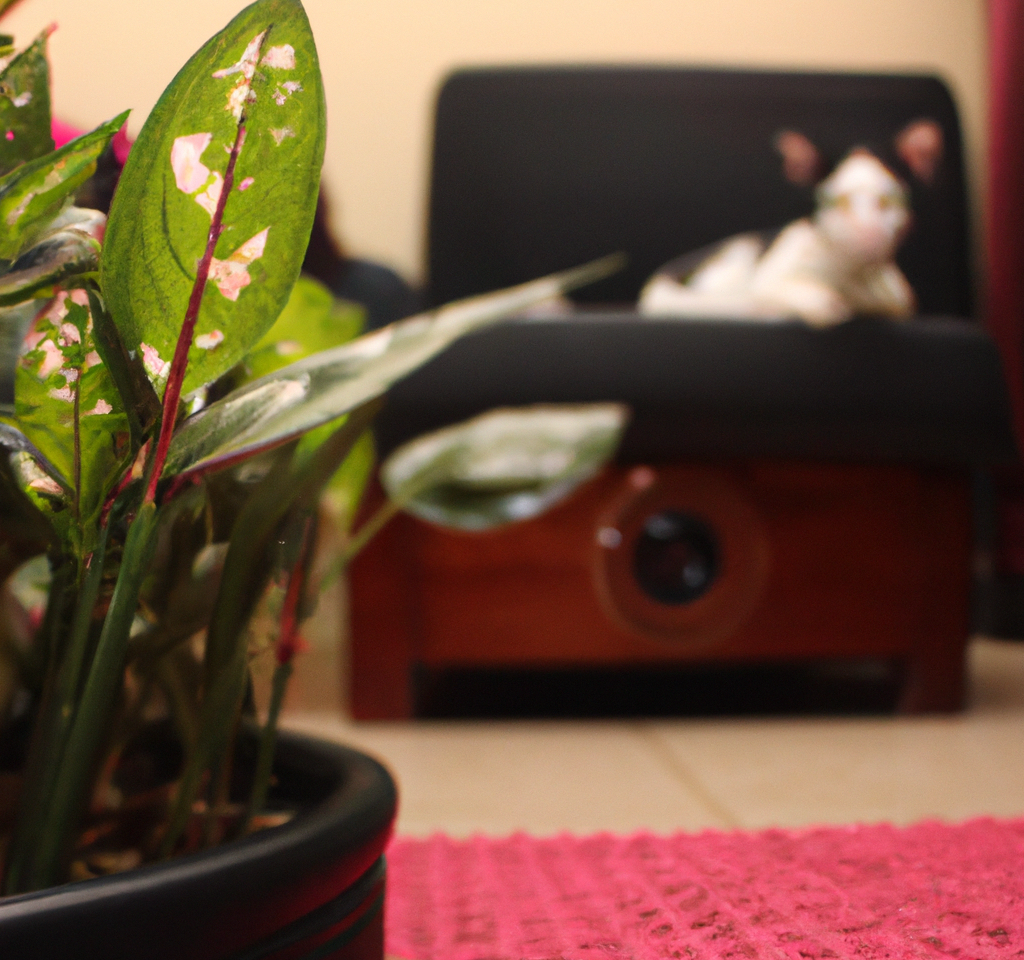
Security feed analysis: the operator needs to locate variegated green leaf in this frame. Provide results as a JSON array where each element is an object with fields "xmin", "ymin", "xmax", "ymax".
[
  {"xmin": 0, "ymin": 206, "xmax": 103, "ymax": 307},
  {"xmin": 381, "ymin": 404, "xmax": 629, "ymax": 530},
  {"xmin": 162, "ymin": 255, "xmax": 623, "ymax": 479},
  {"xmin": 242, "ymin": 275, "xmax": 363, "ymax": 382},
  {"xmin": 0, "ymin": 298, "xmax": 36, "ymax": 410},
  {"xmin": 243, "ymin": 275, "xmax": 367, "ymax": 518},
  {"xmin": 85, "ymin": 285, "xmax": 161, "ymax": 449},
  {"xmin": 0, "ymin": 420, "xmax": 70, "ymax": 544},
  {"xmin": 0, "ymin": 27, "xmax": 54, "ymax": 175},
  {"xmin": 0, "ymin": 451, "xmax": 54, "ymax": 583},
  {"xmin": 7, "ymin": 292, "xmax": 131, "ymax": 546},
  {"xmin": 102, "ymin": 0, "xmax": 326, "ymax": 398},
  {"xmin": 0, "ymin": 112, "xmax": 127, "ymax": 260},
  {"xmin": 5, "ymin": 554, "xmax": 50, "ymax": 628}
]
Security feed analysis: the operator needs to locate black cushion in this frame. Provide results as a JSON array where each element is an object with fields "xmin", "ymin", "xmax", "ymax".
[
  {"xmin": 407, "ymin": 67, "xmax": 1011, "ymax": 466},
  {"xmin": 376, "ymin": 315, "xmax": 1015, "ymax": 466}
]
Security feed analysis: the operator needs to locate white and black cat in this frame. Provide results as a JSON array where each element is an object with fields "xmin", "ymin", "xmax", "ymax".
[{"xmin": 637, "ymin": 119, "xmax": 944, "ymax": 326}]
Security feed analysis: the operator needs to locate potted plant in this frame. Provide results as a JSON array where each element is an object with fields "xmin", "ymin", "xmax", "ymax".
[{"xmin": 0, "ymin": 0, "xmax": 625, "ymax": 956}]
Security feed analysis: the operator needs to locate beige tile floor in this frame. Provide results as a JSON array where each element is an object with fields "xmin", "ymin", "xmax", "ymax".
[{"xmin": 281, "ymin": 637, "xmax": 1024, "ymax": 837}]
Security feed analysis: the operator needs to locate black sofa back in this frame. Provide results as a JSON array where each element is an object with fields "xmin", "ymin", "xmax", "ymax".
[{"xmin": 427, "ymin": 67, "xmax": 972, "ymax": 317}]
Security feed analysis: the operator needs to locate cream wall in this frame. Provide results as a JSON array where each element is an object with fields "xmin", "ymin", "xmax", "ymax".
[{"xmin": 2, "ymin": 0, "xmax": 988, "ymax": 285}]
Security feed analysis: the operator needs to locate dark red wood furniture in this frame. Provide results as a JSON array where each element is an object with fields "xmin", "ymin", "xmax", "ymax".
[{"xmin": 348, "ymin": 68, "xmax": 1016, "ymax": 718}]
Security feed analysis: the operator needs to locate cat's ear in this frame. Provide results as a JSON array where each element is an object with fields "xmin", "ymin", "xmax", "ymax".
[
  {"xmin": 774, "ymin": 130, "xmax": 823, "ymax": 186},
  {"xmin": 895, "ymin": 119, "xmax": 943, "ymax": 184}
]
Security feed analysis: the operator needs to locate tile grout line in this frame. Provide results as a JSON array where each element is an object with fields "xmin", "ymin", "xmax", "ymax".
[{"xmin": 631, "ymin": 723, "xmax": 743, "ymax": 830}]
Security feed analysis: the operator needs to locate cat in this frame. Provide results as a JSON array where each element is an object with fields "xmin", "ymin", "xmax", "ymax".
[{"xmin": 637, "ymin": 119, "xmax": 944, "ymax": 327}]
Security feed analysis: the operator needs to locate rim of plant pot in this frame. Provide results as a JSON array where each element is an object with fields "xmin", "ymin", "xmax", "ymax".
[{"xmin": 0, "ymin": 730, "xmax": 397, "ymax": 960}]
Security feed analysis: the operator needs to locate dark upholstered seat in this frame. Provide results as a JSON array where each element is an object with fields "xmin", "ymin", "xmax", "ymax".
[{"xmin": 374, "ymin": 67, "xmax": 1014, "ymax": 466}]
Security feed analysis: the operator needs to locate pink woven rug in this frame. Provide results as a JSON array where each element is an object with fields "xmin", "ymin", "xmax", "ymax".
[{"xmin": 386, "ymin": 820, "xmax": 1024, "ymax": 960}]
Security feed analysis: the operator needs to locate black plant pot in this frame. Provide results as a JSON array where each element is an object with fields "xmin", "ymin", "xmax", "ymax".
[{"xmin": 0, "ymin": 731, "xmax": 398, "ymax": 960}]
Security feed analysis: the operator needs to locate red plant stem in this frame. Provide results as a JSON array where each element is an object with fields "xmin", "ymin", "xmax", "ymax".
[
  {"xmin": 160, "ymin": 470, "xmax": 202, "ymax": 507},
  {"xmin": 276, "ymin": 518, "xmax": 314, "ymax": 666},
  {"xmin": 100, "ymin": 441, "xmax": 149, "ymax": 528},
  {"xmin": 143, "ymin": 121, "xmax": 247, "ymax": 505},
  {"xmin": 160, "ymin": 432, "xmax": 295, "ymax": 505},
  {"xmin": 276, "ymin": 569, "xmax": 303, "ymax": 665}
]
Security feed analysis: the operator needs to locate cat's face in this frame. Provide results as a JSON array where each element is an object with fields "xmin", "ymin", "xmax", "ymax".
[{"xmin": 813, "ymin": 151, "xmax": 911, "ymax": 265}]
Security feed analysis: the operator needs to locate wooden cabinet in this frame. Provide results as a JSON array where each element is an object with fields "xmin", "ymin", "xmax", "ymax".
[{"xmin": 349, "ymin": 460, "xmax": 971, "ymax": 718}]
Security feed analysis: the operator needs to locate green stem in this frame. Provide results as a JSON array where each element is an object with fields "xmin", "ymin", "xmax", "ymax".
[
  {"xmin": 161, "ymin": 404, "xmax": 381, "ymax": 858},
  {"xmin": 342, "ymin": 498, "xmax": 400, "ymax": 566},
  {"xmin": 202, "ymin": 745, "xmax": 234, "ymax": 850},
  {"xmin": 2, "ymin": 525, "xmax": 109, "ymax": 893},
  {"xmin": 5, "ymin": 502, "xmax": 159, "ymax": 893},
  {"xmin": 157, "ymin": 644, "xmax": 249, "ymax": 859},
  {"xmin": 316, "ymin": 497, "xmax": 399, "ymax": 598},
  {"xmin": 37, "ymin": 555, "xmax": 76, "ymax": 683},
  {"xmin": 72, "ymin": 363, "xmax": 81, "ymax": 527},
  {"xmin": 157, "ymin": 451, "xmax": 295, "ymax": 859},
  {"xmin": 241, "ymin": 515, "xmax": 314, "ymax": 835},
  {"xmin": 2, "ymin": 524, "xmax": 108, "ymax": 892},
  {"xmin": 243, "ymin": 659, "xmax": 292, "ymax": 832},
  {"xmin": 59, "ymin": 531, "xmax": 108, "ymax": 723},
  {"xmin": 155, "ymin": 652, "xmax": 200, "ymax": 752},
  {"xmin": 318, "ymin": 450, "xmax": 461, "ymax": 596}
]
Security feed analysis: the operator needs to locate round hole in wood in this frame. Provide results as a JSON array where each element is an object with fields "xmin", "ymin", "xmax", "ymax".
[{"xmin": 593, "ymin": 465, "xmax": 771, "ymax": 648}]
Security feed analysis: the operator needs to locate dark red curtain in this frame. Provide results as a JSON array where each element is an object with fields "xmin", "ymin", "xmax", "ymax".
[
  {"xmin": 988, "ymin": 0, "xmax": 1024, "ymax": 444},
  {"xmin": 988, "ymin": 0, "xmax": 1024, "ymax": 588}
]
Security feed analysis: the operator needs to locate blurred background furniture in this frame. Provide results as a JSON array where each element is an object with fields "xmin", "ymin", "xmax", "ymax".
[
  {"xmin": 348, "ymin": 67, "xmax": 1017, "ymax": 719},
  {"xmin": 983, "ymin": 0, "xmax": 1024, "ymax": 640}
]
